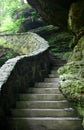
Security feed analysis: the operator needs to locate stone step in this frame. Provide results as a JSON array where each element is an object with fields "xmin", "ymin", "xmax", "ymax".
[
  {"xmin": 51, "ymin": 61, "xmax": 66, "ymax": 67},
  {"xmin": 35, "ymin": 82, "xmax": 60, "ymax": 88},
  {"xmin": 8, "ymin": 65, "xmax": 84, "ymax": 130},
  {"xmin": 11, "ymin": 108, "xmax": 79, "ymax": 117},
  {"xmin": 16, "ymin": 100, "xmax": 71, "ymax": 109},
  {"xmin": 44, "ymin": 78, "xmax": 60, "ymax": 82},
  {"xmin": 50, "ymin": 70, "xmax": 59, "ymax": 74},
  {"xmin": 51, "ymin": 67, "xmax": 59, "ymax": 70},
  {"xmin": 49, "ymin": 74, "xmax": 59, "ymax": 78},
  {"xmin": 18, "ymin": 94, "xmax": 65, "ymax": 101},
  {"xmin": 27, "ymin": 88, "xmax": 61, "ymax": 94},
  {"xmin": 9, "ymin": 117, "xmax": 83, "ymax": 130}
]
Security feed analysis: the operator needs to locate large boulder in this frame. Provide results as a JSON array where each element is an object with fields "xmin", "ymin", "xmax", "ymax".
[
  {"xmin": 0, "ymin": 46, "xmax": 19, "ymax": 67},
  {"xmin": 18, "ymin": 17, "xmax": 46, "ymax": 32},
  {"xmin": 68, "ymin": 0, "xmax": 84, "ymax": 35},
  {"xmin": 27, "ymin": 0, "xmax": 77, "ymax": 29},
  {"xmin": 58, "ymin": 0, "xmax": 84, "ymax": 127},
  {"xmin": 30, "ymin": 25, "xmax": 73, "ymax": 60},
  {"xmin": 12, "ymin": 7, "xmax": 46, "ymax": 32},
  {"xmin": 12, "ymin": 7, "xmax": 35, "ymax": 20}
]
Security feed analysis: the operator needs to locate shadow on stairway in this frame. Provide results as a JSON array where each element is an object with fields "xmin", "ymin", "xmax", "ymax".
[{"xmin": 7, "ymin": 56, "xmax": 83, "ymax": 130}]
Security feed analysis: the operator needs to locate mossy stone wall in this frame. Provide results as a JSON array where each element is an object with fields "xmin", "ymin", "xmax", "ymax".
[
  {"xmin": 0, "ymin": 33, "xmax": 50, "ymax": 129},
  {"xmin": 58, "ymin": 0, "xmax": 84, "ymax": 127}
]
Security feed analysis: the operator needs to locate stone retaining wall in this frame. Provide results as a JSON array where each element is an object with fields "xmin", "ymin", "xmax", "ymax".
[
  {"xmin": 0, "ymin": 33, "xmax": 50, "ymax": 128},
  {"xmin": 0, "ymin": 32, "xmax": 48, "ymax": 55}
]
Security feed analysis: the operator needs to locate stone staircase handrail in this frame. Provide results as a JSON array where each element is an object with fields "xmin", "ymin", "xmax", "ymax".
[{"xmin": 0, "ymin": 32, "xmax": 50, "ymax": 116}]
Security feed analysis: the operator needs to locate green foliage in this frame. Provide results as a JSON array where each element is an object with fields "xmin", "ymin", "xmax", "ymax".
[
  {"xmin": 0, "ymin": 0, "xmax": 30, "ymax": 32},
  {"xmin": 0, "ymin": 47, "xmax": 19, "ymax": 66},
  {"xmin": 49, "ymin": 50, "xmax": 71, "ymax": 60},
  {"xmin": 0, "ymin": 40, "xmax": 13, "ymax": 48},
  {"xmin": 0, "ymin": 40, "xmax": 19, "ymax": 66},
  {"xmin": 58, "ymin": 59, "xmax": 84, "ymax": 103},
  {"xmin": 0, "ymin": 0, "xmax": 30, "ymax": 17},
  {"xmin": 0, "ymin": 16, "xmax": 25, "ymax": 32},
  {"xmin": 0, "ymin": 39, "xmax": 19, "ymax": 66}
]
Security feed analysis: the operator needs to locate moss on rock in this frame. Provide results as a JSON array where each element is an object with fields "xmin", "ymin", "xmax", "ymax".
[
  {"xmin": 58, "ymin": 35, "xmax": 84, "ymax": 99},
  {"xmin": 58, "ymin": 35, "xmax": 84, "ymax": 127},
  {"xmin": 0, "ymin": 46, "xmax": 19, "ymax": 67},
  {"xmin": 68, "ymin": 0, "xmax": 84, "ymax": 35}
]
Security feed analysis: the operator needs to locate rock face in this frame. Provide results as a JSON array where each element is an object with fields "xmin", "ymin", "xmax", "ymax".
[
  {"xmin": 12, "ymin": 7, "xmax": 46, "ymax": 32},
  {"xmin": 0, "ymin": 46, "xmax": 19, "ymax": 67},
  {"xmin": 69, "ymin": 1, "xmax": 84, "ymax": 35},
  {"xmin": 27, "ymin": 0, "xmax": 77, "ymax": 29},
  {"xmin": 0, "ymin": 32, "xmax": 49, "ymax": 130},
  {"xmin": 19, "ymin": 18, "xmax": 45, "ymax": 32},
  {"xmin": 12, "ymin": 7, "xmax": 35, "ymax": 20},
  {"xmin": 30, "ymin": 25, "xmax": 73, "ymax": 54},
  {"xmin": 27, "ymin": 0, "xmax": 84, "ymax": 128},
  {"xmin": 58, "ymin": 36, "xmax": 84, "ymax": 101},
  {"xmin": 57, "ymin": 0, "xmax": 84, "ymax": 128},
  {"xmin": 58, "ymin": 0, "xmax": 84, "ymax": 101},
  {"xmin": 58, "ymin": 34, "xmax": 84, "ymax": 128},
  {"xmin": 0, "ymin": 32, "xmax": 48, "ymax": 55}
]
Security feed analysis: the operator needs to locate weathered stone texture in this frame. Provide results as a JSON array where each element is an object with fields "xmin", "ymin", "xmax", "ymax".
[
  {"xmin": 1, "ymin": 51, "xmax": 50, "ymax": 108},
  {"xmin": 58, "ymin": 32, "xmax": 84, "ymax": 128},
  {"xmin": 0, "ymin": 33, "xmax": 50, "ymax": 129},
  {"xmin": 58, "ymin": 0, "xmax": 84, "ymax": 102},
  {"xmin": 0, "ymin": 32, "xmax": 48, "ymax": 55},
  {"xmin": 27, "ymin": 0, "xmax": 76, "ymax": 29},
  {"xmin": 69, "ymin": 0, "xmax": 84, "ymax": 35}
]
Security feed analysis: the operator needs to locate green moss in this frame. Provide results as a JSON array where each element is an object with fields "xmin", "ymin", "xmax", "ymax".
[
  {"xmin": 0, "ymin": 47, "xmax": 19, "ymax": 67},
  {"xmin": 0, "ymin": 39, "xmax": 20, "ymax": 66},
  {"xmin": 58, "ymin": 35, "xmax": 84, "ymax": 120},
  {"xmin": 68, "ymin": 1, "xmax": 84, "ymax": 34},
  {"xmin": 48, "ymin": 31, "xmax": 73, "ymax": 60},
  {"xmin": 48, "ymin": 31, "xmax": 73, "ymax": 50}
]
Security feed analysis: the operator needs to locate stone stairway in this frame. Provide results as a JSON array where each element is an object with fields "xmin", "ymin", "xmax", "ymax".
[{"xmin": 9, "ymin": 67, "xmax": 83, "ymax": 130}]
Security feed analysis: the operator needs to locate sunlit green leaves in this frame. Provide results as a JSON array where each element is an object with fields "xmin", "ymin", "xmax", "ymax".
[{"xmin": 0, "ymin": 0, "xmax": 30, "ymax": 32}]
